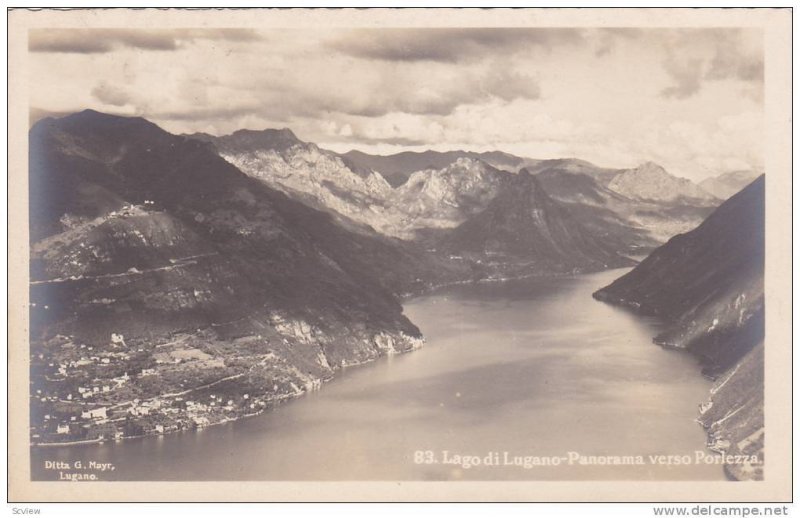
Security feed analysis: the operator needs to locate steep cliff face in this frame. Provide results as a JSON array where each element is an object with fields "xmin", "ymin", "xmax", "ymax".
[
  {"xmin": 28, "ymin": 110, "xmax": 460, "ymax": 444},
  {"xmin": 440, "ymin": 170, "xmax": 634, "ymax": 276},
  {"xmin": 593, "ymin": 176, "xmax": 765, "ymax": 479}
]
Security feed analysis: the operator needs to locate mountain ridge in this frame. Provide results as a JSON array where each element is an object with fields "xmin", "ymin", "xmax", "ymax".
[
  {"xmin": 28, "ymin": 109, "xmax": 469, "ymax": 445},
  {"xmin": 342, "ymin": 149, "xmax": 541, "ymax": 187},
  {"xmin": 440, "ymin": 170, "xmax": 635, "ymax": 274},
  {"xmin": 608, "ymin": 161, "xmax": 718, "ymax": 204}
]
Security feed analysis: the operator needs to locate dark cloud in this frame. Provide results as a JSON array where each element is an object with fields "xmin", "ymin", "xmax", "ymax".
[
  {"xmin": 148, "ymin": 105, "xmax": 264, "ymax": 122},
  {"xmin": 311, "ymin": 68, "xmax": 540, "ymax": 118},
  {"xmin": 659, "ymin": 28, "xmax": 763, "ymax": 100},
  {"xmin": 29, "ymin": 28, "xmax": 261, "ymax": 54},
  {"xmin": 592, "ymin": 28, "xmax": 645, "ymax": 57},
  {"xmin": 706, "ymin": 39, "xmax": 763, "ymax": 82},
  {"xmin": 131, "ymin": 64, "xmax": 541, "ymax": 132},
  {"xmin": 224, "ymin": 64, "xmax": 543, "ymax": 121},
  {"xmin": 660, "ymin": 57, "xmax": 705, "ymax": 99},
  {"xmin": 479, "ymin": 66, "xmax": 541, "ymax": 102},
  {"xmin": 329, "ymin": 28, "xmax": 585, "ymax": 63},
  {"xmin": 342, "ymin": 134, "xmax": 429, "ymax": 147},
  {"xmin": 91, "ymin": 81, "xmax": 133, "ymax": 106}
]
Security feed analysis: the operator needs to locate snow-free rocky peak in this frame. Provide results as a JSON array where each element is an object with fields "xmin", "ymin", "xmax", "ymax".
[{"xmin": 608, "ymin": 161, "xmax": 717, "ymax": 203}]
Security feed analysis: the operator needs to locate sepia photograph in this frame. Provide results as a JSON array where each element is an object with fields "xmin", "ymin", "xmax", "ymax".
[{"xmin": 6, "ymin": 6, "xmax": 792, "ymax": 503}]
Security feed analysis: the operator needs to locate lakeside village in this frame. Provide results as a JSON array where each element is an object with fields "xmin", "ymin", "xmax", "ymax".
[{"xmin": 30, "ymin": 329, "xmax": 323, "ymax": 446}]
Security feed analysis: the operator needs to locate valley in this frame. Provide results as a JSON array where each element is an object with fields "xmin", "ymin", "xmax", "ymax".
[{"xmin": 28, "ymin": 110, "xmax": 763, "ymax": 481}]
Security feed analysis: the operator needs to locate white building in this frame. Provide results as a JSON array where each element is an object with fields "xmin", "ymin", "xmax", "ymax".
[{"xmin": 81, "ymin": 407, "xmax": 108, "ymax": 420}]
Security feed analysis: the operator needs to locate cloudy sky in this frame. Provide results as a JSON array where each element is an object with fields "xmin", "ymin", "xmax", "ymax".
[{"xmin": 28, "ymin": 27, "xmax": 763, "ymax": 181}]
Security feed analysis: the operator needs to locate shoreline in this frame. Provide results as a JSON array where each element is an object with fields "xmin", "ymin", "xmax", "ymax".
[
  {"xmin": 30, "ymin": 266, "xmax": 731, "ymax": 482},
  {"xmin": 400, "ymin": 263, "xmax": 635, "ymax": 302},
  {"xmin": 34, "ymin": 438, "xmax": 103, "ymax": 447},
  {"xmin": 33, "ymin": 265, "xmax": 695, "ymax": 460},
  {"xmin": 592, "ymin": 292, "xmax": 752, "ymax": 480},
  {"xmin": 30, "ymin": 267, "xmax": 588, "ymax": 450},
  {"xmin": 30, "ymin": 335, "xmax": 421, "ymax": 450}
]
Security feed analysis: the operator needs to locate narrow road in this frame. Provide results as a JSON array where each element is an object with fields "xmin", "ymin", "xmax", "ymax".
[{"xmin": 30, "ymin": 252, "xmax": 219, "ymax": 285}]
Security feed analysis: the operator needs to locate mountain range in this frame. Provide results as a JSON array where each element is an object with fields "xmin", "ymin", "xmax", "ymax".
[
  {"xmin": 342, "ymin": 149, "xmax": 540, "ymax": 187},
  {"xmin": 187, "ymin": 128, "xmax": 398, "ymax": 237},
  {"xmin": 192, "ymin": 129, "xmax": 721, "ymax": 255}
]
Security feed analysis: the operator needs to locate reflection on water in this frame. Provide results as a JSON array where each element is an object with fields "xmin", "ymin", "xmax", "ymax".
[{"xmin": 31, "ymin": 269, "xmax": 724, "ymax": 481}]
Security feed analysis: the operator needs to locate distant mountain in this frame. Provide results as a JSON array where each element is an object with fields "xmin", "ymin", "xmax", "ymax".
[
  {"xmin": 29, "ymin": 110, "xmax": 467, "ymax": 444},
  {"xmin": 533, "ymin": 168, "xmax": 655, "ymax": 253},
  {"xmin": 594, "ymin": 176, "xmax": 765, "ymax": 480},
  {"xmin": 535, "ymin": 168, "xmax": 717, "ymax": 249},
  {"xmin": 441, "ymin": 170, "xmax": 635, "ymax": 275},
  {"xmin": 195, "ymin": 132, "xmax": 525, "ymax": 240},
  {"xmin": 195, "ymin": 131, "xmax": 718, "ymax": 250},
  {"xmin": 608, "ymin": 162, "xmax": 718, "ymax": 204},
  {"xmin": 391, "ymin": 157, "xmax": 509, "ymax": 234},
  {"xmin": 526, "ymin": 158, "xmax": 622, "ymax": 186},
  {"xmin": 700, "ymin": 170, "xmax": 762, "ymax": 200},
  {"xmin": 534, "ymin": 168, "xmax": 628, "ymax": 206},
  {"xmin": 342, "ymin": 149, "xmax": 539, "ymax": 187},
  {"xmin": 188, "ymin": 129, "xmax": 397, "ymax": 237}
]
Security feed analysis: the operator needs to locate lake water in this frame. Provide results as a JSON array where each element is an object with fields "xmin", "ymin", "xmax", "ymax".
[{"xmin": 31, "ymin": 268, "xmax": 724, "ymax": 481}]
